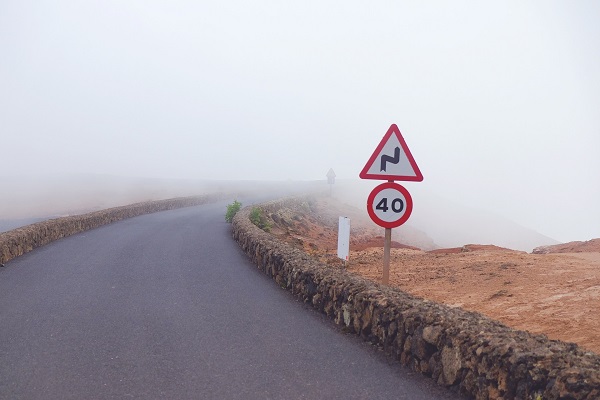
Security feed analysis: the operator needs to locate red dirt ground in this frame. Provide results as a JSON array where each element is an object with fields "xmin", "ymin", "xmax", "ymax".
[{"xmin": 269, "ymin": 197, "xmax": 600, "ymax": 354}]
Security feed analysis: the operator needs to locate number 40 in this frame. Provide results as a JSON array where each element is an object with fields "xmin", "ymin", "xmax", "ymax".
[{"xmin": 376, "ymin": 197, "xmax": 404, "ymax": 213}]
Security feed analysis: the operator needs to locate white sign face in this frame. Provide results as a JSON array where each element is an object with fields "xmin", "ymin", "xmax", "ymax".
[
  {"xmin": 364, "ymin": 134, "xmax": 416, "ymax": 177},
  {"xmin": 367, "ymin": 183, "xmax": 413, "ymax": 228},
  {"xmin": 337, "ymin": 216, "xmax": 350, "ymax": 261}
]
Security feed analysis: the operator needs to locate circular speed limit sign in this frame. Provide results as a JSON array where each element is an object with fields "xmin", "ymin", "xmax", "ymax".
[{"xmin": 367, "ymin": 182, "xmax": 413, "ymax": 228}]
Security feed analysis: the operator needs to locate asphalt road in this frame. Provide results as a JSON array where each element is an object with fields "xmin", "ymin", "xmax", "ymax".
[{"xmin": 0, "ymin": 199, "xmax": 462, "ymax": 399}]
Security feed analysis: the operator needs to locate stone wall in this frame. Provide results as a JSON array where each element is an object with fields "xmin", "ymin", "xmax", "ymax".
[
  {"xmin": 0, "ymin": 194, "xmax": 222, "ymax": 265},
  {"xmin": 232, "ymin": 200, "xmax": 600, "ymax": 400}
]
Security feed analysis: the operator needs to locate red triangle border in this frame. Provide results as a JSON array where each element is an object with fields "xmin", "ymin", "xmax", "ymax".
[{"xmin": 359, "ymin": 124, "xmax": 424, "ymax": 182}]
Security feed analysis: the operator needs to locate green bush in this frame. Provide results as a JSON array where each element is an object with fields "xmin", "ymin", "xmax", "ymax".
[
  {"xmin": 225, "ymin": 200, "xmax": 242, "ymax": 223},
  {"xmin": 249, "ymin": 207, "xmax": 272, "ymax": 232}
]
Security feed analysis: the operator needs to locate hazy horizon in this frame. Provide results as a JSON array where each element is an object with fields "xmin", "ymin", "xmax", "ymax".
[{"xmin": 1, "ymin": 1, "xmax": 599, "ymax": 243}]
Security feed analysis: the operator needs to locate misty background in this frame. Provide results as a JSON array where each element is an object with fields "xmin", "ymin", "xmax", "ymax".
[{"xmin": 1, "ymin": 1, "xmax": 599, "ymax": 247}]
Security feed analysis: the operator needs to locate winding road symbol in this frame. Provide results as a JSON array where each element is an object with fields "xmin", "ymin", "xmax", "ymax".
[{"xmin": 380, "ymin": 147, "xmax": 401, "ymax": 172}]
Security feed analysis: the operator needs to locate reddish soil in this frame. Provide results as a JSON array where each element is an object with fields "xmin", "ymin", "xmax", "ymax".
[
  {"xmin": 269, "ymin": 197, "xmax": 600, "ymax": 354},
  {"xmin": 533, "ymin": 239, "xmax": 600, "ymax": 254}
]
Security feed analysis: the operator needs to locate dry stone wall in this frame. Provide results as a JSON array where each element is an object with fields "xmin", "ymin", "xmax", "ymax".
[
  {"xmin": 0, "ymin": 194, "xmax": 222, "ymax": 265},
  {"xmin": 232, "ymin": 199, "xmax": 600, "ymax": 400}
]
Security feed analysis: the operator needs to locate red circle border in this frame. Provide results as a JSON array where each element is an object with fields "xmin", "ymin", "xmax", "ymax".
[{"xmin": 366, "ymin": 182, "xmax": 414, "ymax": 229}]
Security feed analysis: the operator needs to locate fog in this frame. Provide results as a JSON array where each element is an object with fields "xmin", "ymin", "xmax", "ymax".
[{"xmin": 1, "ymin": 1, "xmax": 599, "ymax": 244}]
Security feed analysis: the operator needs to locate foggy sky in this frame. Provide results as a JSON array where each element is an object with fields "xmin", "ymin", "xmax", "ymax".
[{"xmin": 1, "ymin": 1, "xmax": 599, "ymax": 243}]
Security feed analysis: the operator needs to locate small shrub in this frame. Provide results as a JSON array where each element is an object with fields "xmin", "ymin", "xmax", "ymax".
[
  {"xmin": 225, "ymin": 200, "xmax": 242, "ymax": 223},
  {"xmin": 249, "ymin": 207, "xmax": 272, "ymax": 232}
]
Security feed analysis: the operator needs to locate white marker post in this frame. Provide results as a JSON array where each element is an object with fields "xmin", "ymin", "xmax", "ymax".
[{"xmin": 337, "ymin": 216, "xmax": 350, "ymax": 267}]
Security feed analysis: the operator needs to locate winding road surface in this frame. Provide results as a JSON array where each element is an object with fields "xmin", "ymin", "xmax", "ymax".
[{"xmin": 0, "ymin": 199, "xmax": 462, "ymax": 399}]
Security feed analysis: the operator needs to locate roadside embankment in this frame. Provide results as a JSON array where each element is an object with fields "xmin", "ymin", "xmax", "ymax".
[
  {"xmin": 0, "ymin": 194, "xmax": 222, "ymax": 265},
  {"xmin": 232, "ymin": 198, "xmax": 600, "ymax": 400}
]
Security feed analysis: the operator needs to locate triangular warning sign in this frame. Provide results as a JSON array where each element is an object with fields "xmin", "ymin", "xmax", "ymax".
[{"xmin": 359, "ymin": 124, "xmax": 423, "ymax": 182}]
